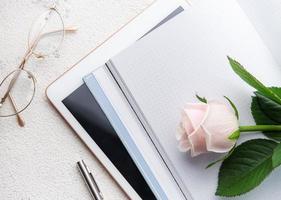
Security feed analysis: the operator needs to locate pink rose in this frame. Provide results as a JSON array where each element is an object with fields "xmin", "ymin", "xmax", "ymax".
[{"xmin": 176, "ymin": 100, "xmax": 238, "ymax": 157}]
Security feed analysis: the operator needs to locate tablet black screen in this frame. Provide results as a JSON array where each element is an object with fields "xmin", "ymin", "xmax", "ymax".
[{"xmin": 63, "ymin": 83, "xmax": 156, "ymax": 199}]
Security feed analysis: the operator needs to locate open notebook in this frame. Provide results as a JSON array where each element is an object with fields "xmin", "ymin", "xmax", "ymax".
[{"xmin": 84, "ymin": 0, "xmax": 281, "ymax": 199}]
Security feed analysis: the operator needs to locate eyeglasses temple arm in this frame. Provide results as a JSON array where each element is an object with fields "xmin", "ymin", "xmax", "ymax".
[
  {"xmin": 37, "ymin": 25, "xmax": 78, "ymax": 40},
  {"xmin": 8, "ymin": 94, "xmax": 25, "ymax": 127}
]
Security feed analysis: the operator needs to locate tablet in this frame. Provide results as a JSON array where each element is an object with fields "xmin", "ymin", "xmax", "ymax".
[
  {"xmin": 62, "ymin": 83, "xmax": 158, "ymax": 199},
  {"xmin": 46, "ymin": 1, "xmax": 189, "ymax": 199}
]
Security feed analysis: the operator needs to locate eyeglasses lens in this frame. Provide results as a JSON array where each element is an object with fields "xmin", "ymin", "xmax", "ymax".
[
  {"xmin": 28, "ymin": 8, "xmax": 64, "ymax": 57},
  {"xmin": 0, "ymin": 70, "xmax": 35, "ymax": 117}
]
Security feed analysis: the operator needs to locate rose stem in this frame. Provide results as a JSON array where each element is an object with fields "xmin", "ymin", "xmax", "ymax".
[{"xmin": 239, "ymin": 125, "xmax": 281, "ymax": 132}]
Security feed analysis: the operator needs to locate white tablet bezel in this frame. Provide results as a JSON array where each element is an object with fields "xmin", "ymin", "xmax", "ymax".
[{"xmin": 46, "ymin": 1, "xmax": 189, "ymax": 199}]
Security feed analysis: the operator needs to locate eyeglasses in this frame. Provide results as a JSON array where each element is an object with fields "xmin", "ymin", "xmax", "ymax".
[{"xmin": 0, "ymin": 5, "xmax": 77, "ymax": 126}]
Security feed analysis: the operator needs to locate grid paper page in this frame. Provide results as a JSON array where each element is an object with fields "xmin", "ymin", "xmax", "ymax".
[{"xmin": 109, "ymin": 0, "xmax": 281, "ymax": 199}]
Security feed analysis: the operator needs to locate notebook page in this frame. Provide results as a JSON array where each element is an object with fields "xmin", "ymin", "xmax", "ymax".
[
  {"xmin": 90, "ymin": 67, "xmax": 187, "ymax": 199},
  {"xmin": 238, "ymin": 0, "xmax": 281, "ymax": 66},
  {"xmin": 109, "ymin": 0, "xmax": 281, "ymax": 199}
]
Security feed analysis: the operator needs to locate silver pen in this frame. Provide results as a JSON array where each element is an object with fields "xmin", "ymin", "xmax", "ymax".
[{"xmin": 77, "ymin": 160, "xmax": 104, "ymax": 200}]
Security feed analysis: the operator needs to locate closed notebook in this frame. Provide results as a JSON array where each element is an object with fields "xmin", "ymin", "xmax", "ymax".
[{"xmin": 87, "ymin": 0, "xmax": 281, "ymax": 199}]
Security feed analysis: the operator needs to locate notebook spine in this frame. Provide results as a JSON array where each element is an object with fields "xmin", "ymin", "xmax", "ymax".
[{"xmin": 106, "ymin": 60, "xmax": 193, "ymax": 200}]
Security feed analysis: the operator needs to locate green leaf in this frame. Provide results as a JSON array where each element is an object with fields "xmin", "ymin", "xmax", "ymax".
[
  {"xmin": 195, "ymin": 94, "xmax": 207, "ymax": 103},
  {"xmin": 270, "ymin": 87, "xmax": 281, "ymax": 99},
  {"xmin": 228, "ymin": 130, "xmax": 240, "ymax": 140},
  {"xmin": 227, "ymin": 56, "xmax": 281, "ymax": 104},
  {"xmin": 206, "ymin": 144, "xmax": 236, "ymax": 169},
  {"xmin": 251, "ymin": 90, "xmax": 281, "ymax": 141},
  {"xmin": 255, "ymin": 92, "xmax": 281, "ymax": 124},
  {"xmin": 216, "ymin": 139, "xmax": 278, "ymax": 197},
  {"xmin": 206, "ymin": 158, "xmax": 223, "ymax": 169},
  {"xmin": 224, "ymin": 96, "xmax": 239, "ymax": 119},
  {"xmin": 272, "ymin": 143, "xmax": 281, "ymax": 168}
]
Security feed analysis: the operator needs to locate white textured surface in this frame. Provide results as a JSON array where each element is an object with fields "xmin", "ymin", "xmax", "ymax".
[{"xmin": 0, "ymin": 0, "xmax": 153, "ymax": 199}]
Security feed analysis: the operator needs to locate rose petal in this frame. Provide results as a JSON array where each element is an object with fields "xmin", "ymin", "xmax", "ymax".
[
  {"xmin": 184, "ymin": 103, "xmax": 208, "ymax": 130},
  {"xmin": 178, "ymin": 139, "xmax": 191, "ymax": 152},
  {"xmin": 188, "ymin": 126, "xmax": 208, "ymax": 157},
  {"xmin": 176, "ymin": 123, "xmax": 186, "ymax": 141},
  {"xmin": 202, "ymin": 101, "xmax": 237, "ymax": 153},
  {"xmin": 181, "ymin": 110, "xmax": 194, "ymax": 135}
]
